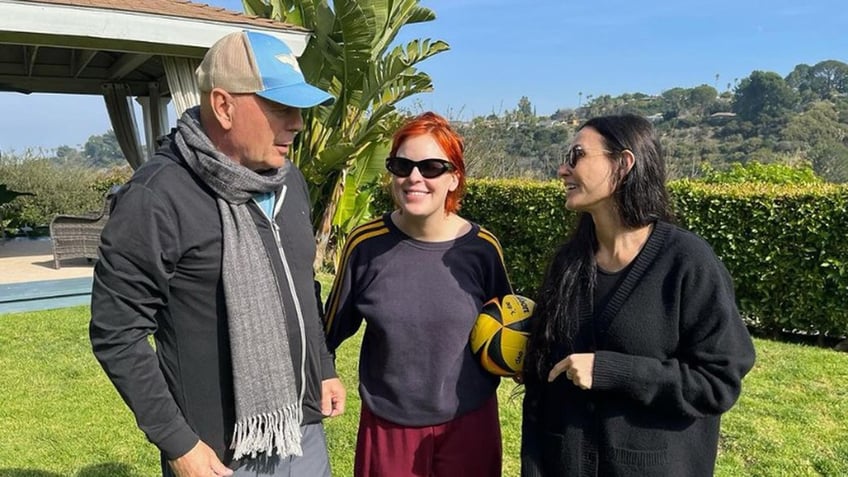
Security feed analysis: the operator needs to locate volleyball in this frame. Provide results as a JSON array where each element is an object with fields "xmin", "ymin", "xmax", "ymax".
[{"xmin": 469, "ymin": 294, "xmax": 536, "ymax": 377}]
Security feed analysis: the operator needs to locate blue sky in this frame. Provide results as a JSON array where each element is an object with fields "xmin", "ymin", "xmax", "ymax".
[{"xmin": 2, "ymin": 0, "xmax": 847, "ymax": 152}]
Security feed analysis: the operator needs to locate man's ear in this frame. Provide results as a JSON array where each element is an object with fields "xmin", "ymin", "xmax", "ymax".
[{"xmin": 209, "ymin": 88, "xmax": 234, "ymax": 130}]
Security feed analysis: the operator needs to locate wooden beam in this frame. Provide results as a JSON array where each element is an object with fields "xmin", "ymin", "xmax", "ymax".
[
  {"xmin": 73, "ymin": 49, "xmax": 98, "ymax": 78},
  {"xmin": 23, "ymin": 45, "xmax": 39, "ymax": 76},
  {"xmin": 107, "ymin": 53, "xmax": 152, "ymax": 81},
  {"xmin": 0, "ymin": 75, "xmax": 153, "ymax": 95}
]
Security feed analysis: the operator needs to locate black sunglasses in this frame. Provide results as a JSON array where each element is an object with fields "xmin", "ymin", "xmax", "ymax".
[
  {"xmin": 385, "ymin": 156, "xmax": 455, "ymax": 179},
  {"xmin": 564, "ymin": 145, "xmax": 615, "ymax": 169}
]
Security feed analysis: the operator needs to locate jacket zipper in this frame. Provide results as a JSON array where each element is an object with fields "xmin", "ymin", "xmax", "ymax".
[{"xmin": 254, "ymin": 185, "xmax": 308, "ymax": 405}]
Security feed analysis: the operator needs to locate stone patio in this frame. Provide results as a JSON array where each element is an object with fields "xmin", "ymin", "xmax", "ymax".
[{"xmin": 0, "ymin": 237, "xmax": 94, "ymax": 285}]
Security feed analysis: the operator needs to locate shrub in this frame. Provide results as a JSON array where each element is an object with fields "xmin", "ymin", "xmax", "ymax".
[
  {"xmin": 699, "ymin": 161, "xmax": 822, "ymax": 185},
  {"xmin": 670, "ymin": 180, "xmax": 848, "ymax": 337},
  {"xmin": 0, "ymin": 154, "xmax": 131, "ymax": 229}
]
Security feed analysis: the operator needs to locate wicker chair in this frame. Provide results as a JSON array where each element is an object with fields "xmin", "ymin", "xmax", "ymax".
[{"xmin": 49, "ymin": 190, "xmax": 116, "ymax": 269}]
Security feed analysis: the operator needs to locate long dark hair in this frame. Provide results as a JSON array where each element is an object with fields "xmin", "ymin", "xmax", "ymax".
[{"xmin": 524, "ymin": 114, "xmax": 674, "ymax": 380}]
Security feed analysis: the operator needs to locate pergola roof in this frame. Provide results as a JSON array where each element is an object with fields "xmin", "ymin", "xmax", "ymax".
[{"xmin": 0, "ymin": 0, "xmax": 310, "ymax": 96}]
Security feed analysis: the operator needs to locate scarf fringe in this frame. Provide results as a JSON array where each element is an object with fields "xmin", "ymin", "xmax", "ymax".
[{"xmin": 231, "ymin": 404, "xmax": 304, "ymax": 460}]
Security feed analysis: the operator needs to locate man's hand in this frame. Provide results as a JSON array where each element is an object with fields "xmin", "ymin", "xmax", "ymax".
[
  {"xmin": 168, "ymin": 440, "xmax": 233, "ymax": 477},
  {"xmin": 548, "ymin": 353, "xmax": 595, "ymax": 390},
  {"xmin": 321, "ymin": 377, "xmax": 346, "ymax": 417}
]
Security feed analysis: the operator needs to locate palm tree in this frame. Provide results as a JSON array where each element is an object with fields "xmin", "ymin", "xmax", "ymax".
[{"xmin": 243, "ymin": 0, "xmax": 449, "ymax": 269}]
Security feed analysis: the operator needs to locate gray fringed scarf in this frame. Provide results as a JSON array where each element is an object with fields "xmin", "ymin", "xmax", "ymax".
[{"xmin": 174, "ymin": 106, "xmax": 303, "ymax": 460}]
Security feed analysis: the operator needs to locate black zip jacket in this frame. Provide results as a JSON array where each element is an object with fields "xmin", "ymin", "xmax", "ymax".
[{"xmin": 90, "ymin": 138, "xmax": 336, "ymax": 464}]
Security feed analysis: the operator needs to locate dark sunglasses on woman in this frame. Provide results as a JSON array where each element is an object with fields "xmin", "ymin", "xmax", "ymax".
[
  {"xmin": 563, "ymin": 145, "xmax": 619, "ymax": 168},
  {"xmin": 385, "ymin": 156, "xmax": 455, "ymax": 179}
]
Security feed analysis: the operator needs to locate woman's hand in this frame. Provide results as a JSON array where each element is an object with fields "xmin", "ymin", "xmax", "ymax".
[{"xmin": 548, "ymin": 353, "xmax": 595, "ymax": 390}]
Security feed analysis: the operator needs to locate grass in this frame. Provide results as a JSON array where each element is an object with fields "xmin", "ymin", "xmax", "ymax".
[{"xmin": 1, "ymin": 302, "xmax": 847, "ymax": 476}]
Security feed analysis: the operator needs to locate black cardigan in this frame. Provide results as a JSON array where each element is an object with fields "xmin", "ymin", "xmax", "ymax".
[{"xmin": 522, "ymin": 221, "xmax": 756, "ymax": 477}]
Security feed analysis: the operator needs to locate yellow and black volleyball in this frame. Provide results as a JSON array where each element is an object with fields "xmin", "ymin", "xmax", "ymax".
[{"xmin": 469, "ymin": 294, "xmax": 536, "ymax": 377}]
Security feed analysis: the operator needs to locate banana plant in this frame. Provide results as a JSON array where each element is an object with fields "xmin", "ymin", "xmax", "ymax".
[{"xmin": 243, "ymin": 0, "xmax": 449, "ymax": 270}]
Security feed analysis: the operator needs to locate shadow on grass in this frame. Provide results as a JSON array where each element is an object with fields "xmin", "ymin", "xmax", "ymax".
[
  {"xmin": 0, "ymin": 463, "xmax": 143, "ymax": 477},
  {"xmin": 750, "ymin": 327, "xmax": 847, "ymax": 350}
]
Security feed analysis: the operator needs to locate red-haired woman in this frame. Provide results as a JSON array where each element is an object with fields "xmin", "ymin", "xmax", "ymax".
[{"xmin": 324, "ymin": 112, "xmax": 512, "ymax": 477}]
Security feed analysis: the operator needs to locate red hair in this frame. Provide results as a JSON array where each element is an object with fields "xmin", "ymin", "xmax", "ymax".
[{"xmin": 390, "ymin": 112, "xmax": 466, "ymax": 214}]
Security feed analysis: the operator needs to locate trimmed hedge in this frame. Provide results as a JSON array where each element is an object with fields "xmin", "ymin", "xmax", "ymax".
[
  {"xmin": 375, "ymin": 179, "xmax": 848, "ymax": 337},
  {"xmin": 670, "ymin": 180, "xmax": 848, "ymax": 337},
  {"xmin": 458, "ymin": 179, "xmax": 576, "ymax": 295}
]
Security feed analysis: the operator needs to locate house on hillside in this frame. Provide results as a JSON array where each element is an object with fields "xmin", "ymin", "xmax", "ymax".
[{"xmin": 708, "ymin": 111, "xmax": 737, "ymax": 124}]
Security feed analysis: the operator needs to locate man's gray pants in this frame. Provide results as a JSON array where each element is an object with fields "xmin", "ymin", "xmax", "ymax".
[
  {"xmin": 232, "ymin": 423, "xmax": 331, "ymax": 477},
  {"xmin": 162, "ymin": 423, "xmax": 331, "ymax": 477}
]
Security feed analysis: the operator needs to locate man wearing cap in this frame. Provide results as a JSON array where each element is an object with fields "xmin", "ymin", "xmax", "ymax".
[{"xmin": 90, "ymin": 30, "xmax": 345, "ymax": 477}]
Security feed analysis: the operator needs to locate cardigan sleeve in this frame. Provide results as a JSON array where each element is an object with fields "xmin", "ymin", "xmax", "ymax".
[{"xmin": 592, "ymin": 247, "xmax": 756, "ymax": 418}]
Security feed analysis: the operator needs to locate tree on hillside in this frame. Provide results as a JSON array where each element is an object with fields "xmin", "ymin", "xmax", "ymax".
[
  {"xmin": 459, "ymin": 97, "xmax": 573, "ymax": 179},
  {"xmin": 732, "ymin": 71, "xmax": 799, "ymax": 134},
  {"xmin": 786, "ymin": 60, "xmax": 848, "ymax": 102},
  {"xmin": 782, "ymin": 101, "xmax": 848, "ymax": 182},
  {"xmin": 578, "ymin": 94, "xmax": 636, "ymax": 119},
  {"xmin": 782, "ymin": 101, "xmax": 848, "ymax": 149},
  {"xmin": 785, "ymin": 63, "xmax": 814, "ymax": 99},
  {"xmin": 688, "ymin": 84, "xmax": 718, "ymax": 116},
  {"xmin": 661, "ymin": 87, "xmax": 688, "ymax": 117},
  {"xmin": 808, "ymin": 60, "xmax": 848, "ymax": 99},
  {"xmin": 243, "ymin": 0, "xmax": 449, "ymax": 269},
  {"xmin": 550, "ymin": 107, "xmax": 577, "ymax": 121},
  {"xmin": 808, "ymin": 142, "xmax": 848, "ymax": 183},
  {"xmin": 84, "ymin": 130, "xmax": 124, "ymax": 167},
  {"xmin": 54, "ymin": 145, "xmax": 86, "ymax": 164},
  {"xmin": 459, "ymin": 115, "xmax": 516, "ymax": 178},
  {"xmin": 516, "ymin": 96, "xmax": 534, "ymax": 122}
]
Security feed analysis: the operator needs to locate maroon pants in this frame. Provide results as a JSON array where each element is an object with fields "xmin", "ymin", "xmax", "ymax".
[{"xmin": 354, "ymin": 395, "xmax": 502, "ymax": 477}]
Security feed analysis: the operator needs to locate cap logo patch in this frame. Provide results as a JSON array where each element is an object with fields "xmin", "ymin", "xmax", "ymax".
[{"xmin": 275, "ymin": 53, "xmax": 301, "ymax": 73}]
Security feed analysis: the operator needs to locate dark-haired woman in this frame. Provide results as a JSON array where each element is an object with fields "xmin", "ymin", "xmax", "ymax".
[
  {"xmin": 521, "ymin": 114, "xmax": 755, "ymax": 477},
  {"xmin": 324, "ymin": 112, "xmax": 512, "ymax": 477}
]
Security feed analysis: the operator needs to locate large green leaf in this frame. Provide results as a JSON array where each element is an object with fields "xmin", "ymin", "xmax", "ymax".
[
  {"xmin": 242, "ymin": 0, "xmax": 270, "ymax": 16},
  {"xmin": 372, "ymin": 1, "xmax": 434, "ymax": 54},
  {"xmin": 245, "ymin": 0, "xmax": 448, "ymax": 269},
  {"xmin": 349, "ymin": 139, "xmax": 390, "ymax": 190}
]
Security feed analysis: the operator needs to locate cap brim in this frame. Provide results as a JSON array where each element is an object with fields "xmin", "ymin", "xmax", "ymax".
[{"xmin": 257, "ymin": 83, "xmax": 335, "ymax": 108}]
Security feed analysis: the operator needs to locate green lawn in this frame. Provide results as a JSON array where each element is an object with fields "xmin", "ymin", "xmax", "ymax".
[{"xmin": 1, "ymin": 304, "xmax": 846, "ymax": 476}]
